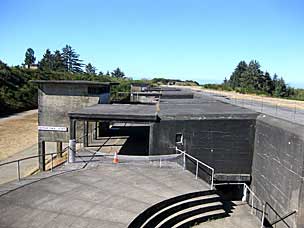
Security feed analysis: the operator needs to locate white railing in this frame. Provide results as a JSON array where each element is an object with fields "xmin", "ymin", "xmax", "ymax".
[
  {"xmin": 176, "ymin": 147, "xmax": 214, "ymax": 190},
  {"xmin": 175, "ymin": 147, "xmax": 268, "ymax": 228}
]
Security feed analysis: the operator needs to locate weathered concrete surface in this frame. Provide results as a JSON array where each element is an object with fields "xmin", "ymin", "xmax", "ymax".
[
  {"xmin": 151, "ymin": 119, "xmax": 256, "ymax": 181},
  {"xmin": 0, "ymin": 160, "xmax": 209, "ymax": 228},
  {"xmin": 193, "ymin": 203, "xmax": 261, "ymax": 228},
  {"xmin": 251, "ymin": 115, "xmax": 304, "ymax": 228}
]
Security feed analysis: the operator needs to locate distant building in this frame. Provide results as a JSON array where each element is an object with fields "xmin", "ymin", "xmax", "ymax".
[{"xmin": 22, "ymin": 63, "xmax": 39, "ymax": 69}]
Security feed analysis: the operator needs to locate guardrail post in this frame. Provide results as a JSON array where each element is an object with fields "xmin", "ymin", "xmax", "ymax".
[
  {"xmin": 211, "ymin": 170, "xmax": 214, "ymax": 190},
  {"xmin": 195, "ymin": 161, "xmax": 198, "ymax": 179},
  {"xmin": 183, "ymin": 153, "xmax": 186, "ymax": 170},
  {"xmin": 242, "ymin": 184, "xmax": 247, "ymax": 202},
  {"xmin": 159, "ymin": 158, "xmax": 162, "ymax": 168},
  {"xmin": 261, "ymin": 203, "xmax": 266, "ymax": 228},
  {"xmin": 17, "ymin": 160, "xmax": 20, "ymax": 181},
  {"xmin": 251, "ymin": 196, "xmax": 254, "ymax": 214},
  {"xmin": 51, "ymin": 154, "xmax": 53, "ymax": 172}
]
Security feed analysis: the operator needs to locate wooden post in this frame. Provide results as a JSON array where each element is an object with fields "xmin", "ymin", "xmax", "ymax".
[
  {"xmin": 39, "ymin": 140, "xmax": 46, "ymax": 171},
  {"xmin": 56, "ymin": 141, "xmax": 63, "ymax": 158}
]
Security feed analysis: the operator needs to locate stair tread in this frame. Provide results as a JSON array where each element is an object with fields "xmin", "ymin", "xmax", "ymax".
[
  {"xmin": 141, "ymin": 194, "xmax": 220, "ymax": 227},
  {"xmin": 172, "ymin": 209, "xmax": 227, "ymax": 228},
  {"xmin": 155, "ymin": 202, "xmax": 224, "ymax": 228}
]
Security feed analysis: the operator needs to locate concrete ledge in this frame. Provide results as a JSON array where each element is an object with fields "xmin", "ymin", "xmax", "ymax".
[{"xmin": 214, "ymin": 173, "xmax": 251, "ymax": 182}]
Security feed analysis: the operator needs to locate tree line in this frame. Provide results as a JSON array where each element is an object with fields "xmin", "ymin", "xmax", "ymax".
[
  {"xmin": 204, "ymin": 60, "xmax": 304, "ymax": 100},
  {"xmin": 24, "ymin": 45, "xmax": 125, "ymax": 78}
]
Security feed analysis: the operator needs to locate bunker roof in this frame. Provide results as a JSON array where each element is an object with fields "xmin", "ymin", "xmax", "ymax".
[
  {"xmin": 69, "ymin": 103, "xmax": 158, "ymax": 122},
  {"xmin": 69, "ymin": 93, "xmax": 257, "ymax": 122},
  {"xmin": 31, "ymin": 80, "xmax": 119, "ymax": 86}
]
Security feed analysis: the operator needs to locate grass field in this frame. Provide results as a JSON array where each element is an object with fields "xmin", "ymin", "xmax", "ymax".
[{"xmin": 0, "ymin": 110, "xmax": 38, "ymax": 161}]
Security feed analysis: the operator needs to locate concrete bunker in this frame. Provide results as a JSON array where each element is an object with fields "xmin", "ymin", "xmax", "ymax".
[{"xmin": 32, "ymin": 81, "xmax": 304, "ymax": 227}]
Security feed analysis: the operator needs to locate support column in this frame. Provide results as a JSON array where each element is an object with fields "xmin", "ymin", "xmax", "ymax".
[
  {"xmin": 98, "ymin": 121, "xmax": 109, "ymax": 137},
  {"xmin": 56, "ymin": 141, "xmax": 63, "ymax": 158},
  {"xmin": 39, "ymin": 140, "xmax": 46, "ymax": 171},
  {"xmin": 98, "ymin": 121, "xmax": 102, "ymax": 137},
  {"xmin": 68, "ymin": 118, "xmax": 76, "ymax": 163},
  {"xmin": 83, "ymin": 120, "xmax": 88, "ymax": 147},
  {"xmin": 94, "ymin": 122, "xmax": 98, "ymax": 140},
  {"xmin": 148, "ymin": 123, "xmax": 154, "ymax": 156}
]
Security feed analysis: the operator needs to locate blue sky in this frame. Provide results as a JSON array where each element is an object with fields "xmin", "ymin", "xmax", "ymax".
[{"xmin": 1, "ymin": 0, "xmax": 304, "ymax": 87}]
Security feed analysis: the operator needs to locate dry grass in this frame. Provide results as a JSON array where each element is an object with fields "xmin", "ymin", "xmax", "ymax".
[
  {"xmin": 0, "ymin": 112, "xmax": 38, "ymax": 161},
  {"xmin": 183, "ymin": 86, "xmax": 304, "ymax": 110}
]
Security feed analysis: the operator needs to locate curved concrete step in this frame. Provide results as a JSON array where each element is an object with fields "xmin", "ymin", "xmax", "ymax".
[
  {"xmin": 172, "ymin": 209, "xmax": 227, "ymax": 228},
  {"xmin": 142, "ymin": 194, "xmax": 220, "ymax": 228},
  {"xmin": 155, "ymin": 202, "xmax": 224, "ymax": 228},
  {"xmin": 128, "ymin": 190, "xmax": 216, "ymax": 228}
]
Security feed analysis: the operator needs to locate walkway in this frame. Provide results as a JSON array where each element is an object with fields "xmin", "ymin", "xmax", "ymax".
[
  {"xmin": 0, "ymin": 158, "xmax": 209, "ymax": 227},
  {"xmin": 193, "ymin": 89, "xmax": 304, "ymax": 125}
]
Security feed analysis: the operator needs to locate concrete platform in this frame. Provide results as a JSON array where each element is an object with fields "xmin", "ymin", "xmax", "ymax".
[{"xmin": 0, "ymin": 159, "xmax": 209, "ymax": 228}]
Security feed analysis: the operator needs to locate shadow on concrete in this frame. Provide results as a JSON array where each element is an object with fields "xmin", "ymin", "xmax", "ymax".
[{"xmin": 92, "ymin": 126, "xmax": 150, "ymax": 156}]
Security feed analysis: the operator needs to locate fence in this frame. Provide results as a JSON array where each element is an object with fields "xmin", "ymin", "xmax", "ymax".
[{"xmin": 201, "ymin": 90, "xmax": 304, "ymax": 124}]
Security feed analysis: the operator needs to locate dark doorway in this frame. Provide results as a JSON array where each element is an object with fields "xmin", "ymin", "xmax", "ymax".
[{"xmin": 97, "ymin": 124, "xmax": 150, "ymax": 156}]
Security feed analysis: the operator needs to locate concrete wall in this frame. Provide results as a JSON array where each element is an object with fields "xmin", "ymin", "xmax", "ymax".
[
  {"xmin": 251, "ymin": 115, "xmax": 304, "ymax": 228},
  {"xmin": 38, "ymin": 83, "xmax": 109, "ymax": 142},
  {"xmin": 150, "ymin": 119, "xmax": 256, "ymax": 181}
]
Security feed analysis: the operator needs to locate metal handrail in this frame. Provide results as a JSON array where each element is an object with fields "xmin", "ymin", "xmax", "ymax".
[
  {"xmin": 176, "ymin": 147, "xmax": 214, "ymax": 190},
  {"xmin": 0, "ymin": 152, "xmax": 61, "ymax": 181},
  {"xmin": 174, "ymin": 148, "xmax": 268, "ymax": 227}
]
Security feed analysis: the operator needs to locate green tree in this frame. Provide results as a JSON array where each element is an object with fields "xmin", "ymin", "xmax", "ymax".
[
  {"xmin": 53, "ymin": 50, "xmax": 65, "ymax": 71},
  {"xmin": 39, "ymin": 49, "xmax": 54, "ymax": 71},
  {"xmin": 24, "ymin": 48, "xmax": 36, "ymax": 68},
  {"xmin": 111, "ymin": 67, "xmax": 125, "ymax": 78},
  {"xmin": 273, "ymin": 75, "xmax": 288, "ymax": 97},
  {"xmin": 228, "ymin": 61, "xmax": 248, "ymax": 88},
  {"xmin": 85, "ymin": 63, "xmax": 97, "ymax": 75},
  {"xmin": 62, "ymin": 45, "xmax": 83, "ymax": 73}
]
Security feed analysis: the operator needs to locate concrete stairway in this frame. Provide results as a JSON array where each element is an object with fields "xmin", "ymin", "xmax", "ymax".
[{"xmin": 128, "ymin": 190, "xmax": 228, "ymax": 228}]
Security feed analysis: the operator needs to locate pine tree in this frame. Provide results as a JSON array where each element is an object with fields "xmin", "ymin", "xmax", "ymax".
[
  {"xmin": 24, "ymin": 48, "xmax": 36, "ymax": 68},
  {"xmin": 111, "ymin": 67, "xmax": 125, "ymax": 78},
  {"xmin": 61, "ymin": 45, "xmax": 83, "ymax": 73},
  {"xmin": 85, "ymin": 63, "xmax": 97, "ymax": 75},
  {"xmin": 39, "ymin": 49, "xmax": 54, "ymax": 71},
  {"xmin": 273, "ymin": 75, "xmax": 287, "ymax": 97},
  {"xmin": 228, "ymin": 61, "xmax": 248, "ymax": 88},
  {"xmin": 53, "ymin": 50, "xmax": 65, "ymax": 71}
]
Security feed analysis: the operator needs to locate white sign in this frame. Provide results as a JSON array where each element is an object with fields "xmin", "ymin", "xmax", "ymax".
[{"xmin": 38, "ymin": 126, "xmax": 68, "ymax": 132}]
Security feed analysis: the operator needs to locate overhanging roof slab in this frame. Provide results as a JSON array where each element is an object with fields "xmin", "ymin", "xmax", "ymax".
[{"xmin": 69, "ymin": 104, "xmax": 158, "ymax": 122}]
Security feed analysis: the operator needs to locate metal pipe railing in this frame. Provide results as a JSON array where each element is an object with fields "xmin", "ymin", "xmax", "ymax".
[
  {"xmin": 176, "ymin": 147, "xmax": 214, "ymax": 190},
  {"xmin": 0, "ymin": 152, "xmax": 60, "ymax": 182}
]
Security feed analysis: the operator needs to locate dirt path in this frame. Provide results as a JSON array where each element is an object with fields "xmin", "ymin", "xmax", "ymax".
[{"xmin": 0, "ymin": 109, "xmax": 38, "ymax": 161}]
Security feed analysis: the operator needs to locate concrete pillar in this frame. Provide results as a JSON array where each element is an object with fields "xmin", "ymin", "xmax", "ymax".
[
  {"xmin": 94, "ymin": 122, "xmax": 98, "ymax": 140},
  {"xmin": 68, "ymin": 118, "xmax": 76, "ymax": 163},
  {"xmin": 68, "ymin": 139, "xmax": 76, "ymax": 163},
  {"xmin": 83, "ymin": 120, "xmax": 88, "ymax": 147},
  {"xmin": 148, "ymin": 123, "xmax": 153, "ymax": 155},
  {"xmin": 39, "ymin": 140, "xmax": 46, "ymax": 171},
  {"xmin": 56, "ymin": 141, "xmax": 63, "ymax": 158}
]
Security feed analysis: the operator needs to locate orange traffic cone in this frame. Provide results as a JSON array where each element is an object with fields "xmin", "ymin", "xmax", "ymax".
[{"xmin": 113, "ymin": 152, "xmax": 119, "ymax": 164}]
